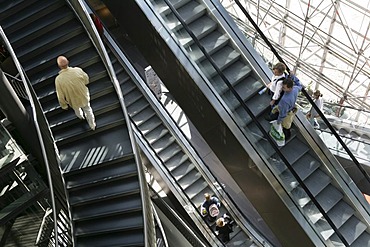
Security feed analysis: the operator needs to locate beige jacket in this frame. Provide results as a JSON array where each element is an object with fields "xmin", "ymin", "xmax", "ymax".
[{"xmin": 55, "ymin": 67, "xmax": 90, "ymax": 110}]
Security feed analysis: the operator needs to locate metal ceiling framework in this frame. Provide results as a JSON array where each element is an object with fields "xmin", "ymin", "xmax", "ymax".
[{"xmin": 221, "ymin": 0, "xmax": 370, "ymax": 124}]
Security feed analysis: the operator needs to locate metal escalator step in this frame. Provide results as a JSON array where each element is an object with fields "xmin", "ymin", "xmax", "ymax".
[
  {"xmin": 29, "ymin": 44, "xmax": 98, "ymax": 76},
  {"xmin": 140, "ymin": 118, "xmax": 166, "ymax": 137},
  {"xmin": 55, "ymin": 117, "xmax": 126, "ymax": 146},
  {"xmin": 120, "ymin": 78, "xmax": 138, "ymax": 97},
  {"xmin": 157, "ymin": 140, "xmax": 182, "ymax": 159},
  {"xmin": 315, "ymin": 184, "xmax": 343, "ymax": 212},
  {"xmin": 191, "ymin": 186, "xmax": 211, "ymax": 207},
  {"xmin": 292, "ymin": 153, "xmax": 321, "ymax": 181},
  {"xmin": 44, "ymin": 86, "xmax": 117, "ymax": 117},
  {"xmin": 337, "ymin": 215, "xmax": 367, "ymax": 245},
  {"xmin": 124, "ymin": 85, "xmax": 146, "ymax": 105},
  {"xmin": 327, "ymin": 200, "xmax": 354, "ymax": 228},
  {"xmin": 199, "ymin": 46, "xmax": 241, "ymax": 76},
  {"xmin": 151, "ymin": 133, "xmax": 176, "ymax": 150},
  {"xmin": 279, "ymin": 169, "xmax": 299, "ymax": 192},
  {"xmin": 243, "ymin": 91, "xmax": 270, "ymax": 116},
  {"xmin": 303, "ymin": 202, "xmax": 323, "ymax": 224},
  {"xmin": 30, "ymin": 47, "xmax": 100, "ymax": 88},
  {"xmin": 164, "ymin": 151, "xmax": 189, "ymax": 170},
  {"xmin": 178, "ymin": 15, "xmax": 217, "ymax": 47},
  {"xmin": 211, "ymin": 60, "xmax": 252, "ymax": 87},
  {"xmin": 171, "ymin": 160, "xmax": 195, "ymax": 179},
  {"xmin": 231, "ymin": 106, "xmax": 250, "ymax": 129},
  {"xmin": 177, "ymin": 168, "xmax": 202, "ymax": 189},
  {"xmin": 130, "ymin": 106, "xmax": 156, "ymax": 126},
  {"xmin": 24, "ymin": 35, "xmax": 91, "ymax": 76},
  {"xmin": 135, "ymin": 109, "xmax": 159, "ymax": 130},
  {"xmin": 186, "ymin": 178, "xmax": 209, "ymax": 200},
  {"xmin": 188, "ymin": 31, "xmax": 229, "ymax": 61},
  {"xmin": 49, "ymin": 96, "xmax": 119, "ymax": 131},
  {"xmin": 315, "ymin": 218, "xmax": 335, "ymax": 240},
  {"xmin": 269, "ymin": 156, "xmax": 289, "ymax": 175},
  {"xmin": 153, "ymin": 0, "xmax": 192, "ymax": 16},
  {"xmin": 14, "ymin": 19, "xmax": 84, "ymax": 58},
  {"xmin": 304, "ymin": 169, "xmax": 332, "ymax": 196},
  {"xmin": 279, "ymin": 137, "xmax": 309, "ymax": 164},
  {"xmin": 291, "ymin": 186, "xmax": 311, "ymax": 208},
  {"xmin": 126, "ymin": 98, "xmax": 150, "ymax": 115},
  {"xmin": 232, "ymin": 76, "xmax": 263, "ymax": 100},
  {"xmin": 166, "ymin": 1, "xmax": 206, "ymax": 31},
  {"xmin": 352, "ymin": 231, "xmax": 370, "ymax": 247}
]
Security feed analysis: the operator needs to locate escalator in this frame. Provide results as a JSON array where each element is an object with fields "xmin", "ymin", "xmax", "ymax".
[
  {"xmin": 103, "ymin": 0, "xmax": 370, "ymax": 246},
  {"xmin": 0, "ymin": 0, "xmax": 153, "ymax": 246},
  {"xmin": 103, "ymin": 30, "xmax": 263, "ymax": 246}
]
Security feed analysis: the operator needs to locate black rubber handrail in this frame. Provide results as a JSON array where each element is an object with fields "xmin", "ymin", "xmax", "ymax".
[
  {"xmin": 233, "ymin": 0, "xmax": 370, "ymax": 187},
  {"xmin": 104, "ymin": 28, "xmax": 270, "ymax": 246},
  {"xmin": 162, "ymin": 0, "xmax": 349, "ymax": 246}
]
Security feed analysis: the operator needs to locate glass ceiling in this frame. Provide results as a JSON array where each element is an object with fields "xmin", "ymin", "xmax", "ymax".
[{"xmin": 221, "ymin": 0, "xmax": 370, "ymax": 124}]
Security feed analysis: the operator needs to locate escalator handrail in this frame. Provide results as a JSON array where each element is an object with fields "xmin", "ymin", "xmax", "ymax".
[
  {"xmin": 0, "ymin": 26, "xmax": 61, "ymax": 247},
  {"xmin": 149, "ymin": 185, "xmax": 209, "ymax": 247},
  {"xmin": 160, "ymin": 0, "xmax": 349, "ymax": 246},
  {"xmin": 69, "ymin": 1, "xmax": 154, "ymax": 245},
  {"xmin": 102, "ymin": 24, "xmax": 272, "ymax": 246},
  {"xmin": 132, "ymin": 124, "xmax": 224, "ymax": 246},
  {"xmin": 103, "ymin": 21, "xmax": 273, "ymax": 247},
  {"xmin": 232, "ymin": 0, "xmax": 370, "ymax": 187}
]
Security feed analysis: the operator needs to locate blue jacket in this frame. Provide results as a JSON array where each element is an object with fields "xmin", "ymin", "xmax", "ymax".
[{"xmin": 277, "ymin": 78, "xmax": 302, "ymax": 123}]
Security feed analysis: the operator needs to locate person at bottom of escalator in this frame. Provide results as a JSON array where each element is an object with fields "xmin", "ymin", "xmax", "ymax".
[
  {"xmin": 200, "ymin": 193, "xmax": 221, "ymax": 222},
  {"xmin": 216, "ymin": 216, "xmax": 233, "ymax": 243}
]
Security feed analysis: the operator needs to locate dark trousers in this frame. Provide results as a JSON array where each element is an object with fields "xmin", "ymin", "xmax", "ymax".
[{"xmin": 283, "ymin": 127, "xmax": 291, "ymax": 140}]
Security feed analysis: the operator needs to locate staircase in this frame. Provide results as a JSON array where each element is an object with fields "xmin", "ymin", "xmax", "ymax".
[{"xmin": 0, "ymin": 0, "xmax": 149, "ymax": 245}]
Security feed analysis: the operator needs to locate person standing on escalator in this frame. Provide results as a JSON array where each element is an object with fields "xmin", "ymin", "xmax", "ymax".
[
  {"xmin": 265, "ymin": 62, "xmax": 287, "ymax": 121},
  {"xmin": 200, "ymin": 193, "xmax": 221, "ymax": 222},
  {"xmin": 271, "ymin": 78, "xmax": 302, "ymax": 140},
  {"xmin": 55, "ymin": 55, "xmax": 96, "ymax": 130},
  {"xmin": 216, "ymin": 214, "xmax": 233, "ymax": 243}
]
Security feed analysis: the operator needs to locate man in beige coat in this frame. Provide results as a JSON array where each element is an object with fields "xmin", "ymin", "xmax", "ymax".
[{"xmin": 55, "ymin": 56, "xmax": 96, "ymax": 130}]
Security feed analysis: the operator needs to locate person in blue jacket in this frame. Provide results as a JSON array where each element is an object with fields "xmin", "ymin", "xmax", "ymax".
[{"xmin": 271, "ymin": 77, "xmax": 302, "ymax": 140}]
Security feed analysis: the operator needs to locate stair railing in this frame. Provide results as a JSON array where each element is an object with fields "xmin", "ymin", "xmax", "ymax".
[
  {"xmin": 66, "ymin": 1, "xmax": 156, "ymax": 245},
  {"xmin": 0, "ymin": 26, "xmax": 71, "ymax": 247}
]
